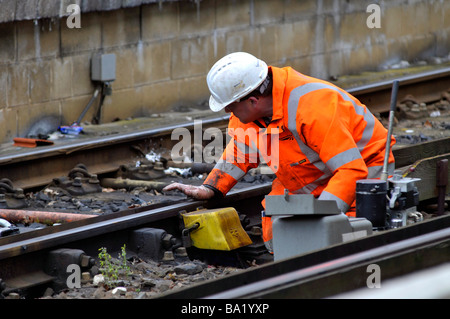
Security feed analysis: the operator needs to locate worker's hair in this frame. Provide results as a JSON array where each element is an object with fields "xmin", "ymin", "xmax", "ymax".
[{"xmin": 241, "ymin": 69, "xmax": 273, "ymax": 100}]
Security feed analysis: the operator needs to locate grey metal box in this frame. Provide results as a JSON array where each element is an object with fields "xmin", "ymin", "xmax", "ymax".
[
  {"xmin": 265, "ymin": 193, "xmax": 340, "ymax": 216},
  {"xmin": 272, "ymin": 215, "xmax": 372, "ymax": 261},
  {"xmin": 91, "ymin": 54, "xmax": 116, "ymax": 82},
  {"xmin": 272, "ymin": 214, "xmax": 345, "ymax": 260}
]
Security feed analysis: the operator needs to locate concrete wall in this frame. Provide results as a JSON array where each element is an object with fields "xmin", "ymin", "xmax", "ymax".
[{"xmin": 0, "ymin": 0, "xmax": 449, "ymax": 144}]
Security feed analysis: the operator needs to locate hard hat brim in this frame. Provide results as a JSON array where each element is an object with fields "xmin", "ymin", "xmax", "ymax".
[{"xmin": 209, "ymin": 95, "xmax": 228, "ymax": 112}]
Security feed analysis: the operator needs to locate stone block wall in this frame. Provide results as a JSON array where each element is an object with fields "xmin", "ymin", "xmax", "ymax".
[{"xmin": 0, "ymin": 0, "xmax": 449, "ymax": 143}]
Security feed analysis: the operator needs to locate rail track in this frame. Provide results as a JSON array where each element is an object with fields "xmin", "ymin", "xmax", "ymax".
[{"xmin": 0, "ymin": 67, "xmax": 449, "ymax": 299}]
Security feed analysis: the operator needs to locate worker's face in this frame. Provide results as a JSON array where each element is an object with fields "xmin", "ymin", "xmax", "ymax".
[{"xmin": 224, "ymin": 97, "xmax": 260, "ymax": 124}]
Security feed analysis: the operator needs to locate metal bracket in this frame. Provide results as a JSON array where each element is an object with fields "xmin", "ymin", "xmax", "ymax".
[{"xmin": 181, "ymin": 222, "xmax": 200, "ymax": 248}]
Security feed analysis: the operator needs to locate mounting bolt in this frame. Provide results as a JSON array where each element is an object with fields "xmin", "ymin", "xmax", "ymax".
[
  {"xmin": 80, "ymin": 254, "xmax": 95, "ymax": 268},
  {"xmin": 14, "ymin": 188, "xmax": 25, "ymax": 199},
  {"xmin": 89, "ymin": 174, "xmax": 99, "ymax": 184},
  {"xmin": 162, "ymin": 251, "xmax": 174, "ymax": 262},
  {"xmin": 72, "ymin": 177, "xmax": 82, "ymax": 187}
]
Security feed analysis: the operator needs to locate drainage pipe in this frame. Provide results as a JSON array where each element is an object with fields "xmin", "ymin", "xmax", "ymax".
[{"xmin": 76, "ymin": 87, "xmax": 100, "ymax": 125}]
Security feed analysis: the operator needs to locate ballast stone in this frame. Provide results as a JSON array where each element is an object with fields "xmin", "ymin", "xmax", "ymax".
[{"xmin": 174, "ymin": 262, "xmax": 204, "ymax": 275}]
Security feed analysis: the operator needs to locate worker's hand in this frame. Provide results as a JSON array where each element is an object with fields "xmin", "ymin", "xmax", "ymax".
[{"xmin": 162, "ymin": 183, "xmax": 215, "ymax": 200}]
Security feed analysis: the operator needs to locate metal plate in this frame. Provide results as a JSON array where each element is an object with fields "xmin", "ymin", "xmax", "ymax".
[{"xmin": 265, "ymin": 194, "xmax": 340, "ymax": 216}]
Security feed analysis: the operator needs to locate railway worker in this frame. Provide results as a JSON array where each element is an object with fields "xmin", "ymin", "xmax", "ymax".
[{"xmin": 163, "ymin": 52, "xmax": 395, "ymax": 253}]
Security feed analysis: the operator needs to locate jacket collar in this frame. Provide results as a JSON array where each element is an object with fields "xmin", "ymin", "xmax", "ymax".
[
  {"xmin": 269, "ymin": 66, "xmax": 287, "ymax": 122},
  {"xmin": 262, "ymin": 66, "xmax": 287, "ymax": 133}
]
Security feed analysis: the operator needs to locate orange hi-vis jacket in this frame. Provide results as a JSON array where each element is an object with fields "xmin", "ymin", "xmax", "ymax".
[{"xmin": 203, "ymin": 66, "xmax": 396, "ymax": 245}]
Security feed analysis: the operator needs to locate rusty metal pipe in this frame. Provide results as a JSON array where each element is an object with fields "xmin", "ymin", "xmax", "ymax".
[
  {"xmin": 100, "ymin": 178, "xmax": 170, "ymax": 192},
  {"xmin": 0, "ymin": 209, "xmax": 96, "ymax": 225}
]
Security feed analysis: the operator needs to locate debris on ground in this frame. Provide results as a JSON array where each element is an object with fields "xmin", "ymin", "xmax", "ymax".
[{"xmin": 37, "ymin": 254, "xmax": 248, "ymax": 299}]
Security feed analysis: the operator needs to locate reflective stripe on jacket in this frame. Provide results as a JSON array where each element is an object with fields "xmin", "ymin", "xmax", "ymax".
[{"xmin": 203, "ymin": 66, "xmax": 395, "ymax": 243}]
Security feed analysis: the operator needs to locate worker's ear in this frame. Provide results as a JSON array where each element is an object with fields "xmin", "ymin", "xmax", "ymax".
[{"xmin": 248, "ymin": 96, "xmax": 259, "ymax": 106}]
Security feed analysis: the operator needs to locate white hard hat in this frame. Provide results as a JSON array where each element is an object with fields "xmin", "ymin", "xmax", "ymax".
[{"xmin": 207, "ymin": 52, "xmax": 268, "ymax": 112}]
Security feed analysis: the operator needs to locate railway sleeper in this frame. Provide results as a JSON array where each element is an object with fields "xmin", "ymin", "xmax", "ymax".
[{"xmin": 1, "ymin": 248, "xmax": 95, "ymax": 298}]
